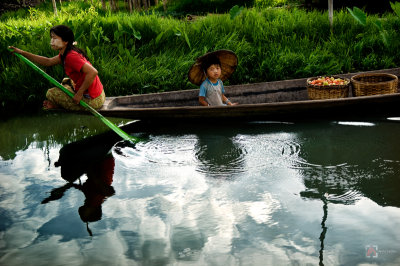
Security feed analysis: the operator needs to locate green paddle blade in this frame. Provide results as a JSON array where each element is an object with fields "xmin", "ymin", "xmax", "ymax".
[{"xmin": 9, "ymin": 48, "xmax": 138, "ymax": 143}]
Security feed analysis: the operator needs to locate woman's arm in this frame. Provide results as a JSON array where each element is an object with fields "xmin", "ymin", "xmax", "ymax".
[
  {"xmin": 72, "ymin": 62, "xmax": 98, "ymax": 104},
  {"xmin": 9, "ymin": 46, "xmax": 60, "ymax": 66}
]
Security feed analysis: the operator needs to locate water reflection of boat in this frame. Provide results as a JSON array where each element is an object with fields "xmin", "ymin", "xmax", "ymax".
[{"xmin": 99, "ymin": 68, "xmax": 400, "ymax": 122}]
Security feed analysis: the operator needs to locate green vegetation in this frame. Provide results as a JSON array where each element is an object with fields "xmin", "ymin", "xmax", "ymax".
[{"xmin": 1, "ymin": 1, "xmax": 400, "ymax": 116}]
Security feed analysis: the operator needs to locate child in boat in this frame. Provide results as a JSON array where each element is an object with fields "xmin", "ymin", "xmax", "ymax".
[
  {"xmin": 9, "ymin": 25, "xmax": 105, "ymax": 111},
  {"xmin": 188, "ymin": 50, "xmax": 238, "ymax": 106}
]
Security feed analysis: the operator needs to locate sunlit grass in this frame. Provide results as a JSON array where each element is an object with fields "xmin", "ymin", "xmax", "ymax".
[{"xmin": 1, "ymin": 0, "xmax": 400, "ymax": 115}]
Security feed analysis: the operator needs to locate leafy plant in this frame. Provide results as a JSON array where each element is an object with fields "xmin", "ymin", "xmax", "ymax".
[
  {"xmin": 390, "ymin": 1, "xmax": 400, "ymax": 17},
  {"xmin": 229, "ymin": 5, "xmax": 244, "ymax": 20},
  {"xmin": 347, "ymin": 6, "xmax": 366, "ymax": 26},
  {"xmin": 1, "ymin": 1, "xmax": 400, "ymax": 116},
  {"xmin": 347, "ymin": 6, "xmax": 390, "ymax": 47}
]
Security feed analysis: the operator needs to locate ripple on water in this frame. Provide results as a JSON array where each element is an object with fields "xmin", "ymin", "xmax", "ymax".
[
  {"xmin": 193, "ymin": 134, "xmax": 248, "ymax": 179},
  {"xmin": 291, "ymin": 159, "xmax": 349, "ymax": 170},
  {"xmin": 112, "ymin": 135, "xmax": 198, "ymax": 168},
  {"xmin": 324, "ymin": 190, "xmax": 364, "ymax": 205},
  {"xmin": 237, "ymin": 133, "xmax": 305, "ymax": 171}
]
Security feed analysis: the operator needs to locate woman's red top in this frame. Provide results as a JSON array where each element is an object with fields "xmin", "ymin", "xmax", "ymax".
[{"xmin": 60, "ymin": 50, "xmax": 103, "ymax": 99}]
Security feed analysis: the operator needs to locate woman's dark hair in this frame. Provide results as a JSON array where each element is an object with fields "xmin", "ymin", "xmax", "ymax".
[
  {"xmin": 50, "ymin": 25, "xmax": 90, "ymax": 64},
  {"xmin": 201, "ymin": 54, "xmax": 221, "ymax": 72}
]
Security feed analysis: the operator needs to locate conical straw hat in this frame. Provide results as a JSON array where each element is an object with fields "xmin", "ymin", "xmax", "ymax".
[{"xmin": 188, "ymin": 49, "xmax": 238, "ymax": 86}]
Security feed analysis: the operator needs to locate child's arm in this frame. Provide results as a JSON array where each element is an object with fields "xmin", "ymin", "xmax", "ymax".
[
  {"xmin": 199, "ymin": 83, "xmax": 209, "ymax": 106},
  {"xmin": 222, "ymin": 94, "xmax": 238, "ymax": 106},
  {"xmin": 199, "ymin": 96, "xmax": 209, "ymax": 106}
]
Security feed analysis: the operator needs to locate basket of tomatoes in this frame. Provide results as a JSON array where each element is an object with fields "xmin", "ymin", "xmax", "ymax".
[{"xmin": 306, "ymin": 76, "xmax": 350, "ymax": 100}]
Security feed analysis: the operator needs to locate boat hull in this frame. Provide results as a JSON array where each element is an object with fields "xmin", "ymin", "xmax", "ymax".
[{"xmin": 98, "ymin": 68, "xmax": 400, "ymax": 122}]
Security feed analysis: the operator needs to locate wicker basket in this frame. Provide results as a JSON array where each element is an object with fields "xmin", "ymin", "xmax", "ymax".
[
  {"xmin": 351, "ymin": 73, "xmax": 398, "ymax": 97},
  {"xmin": 307, "ymin": 76, "xmax": 350, "ymax": 100}
]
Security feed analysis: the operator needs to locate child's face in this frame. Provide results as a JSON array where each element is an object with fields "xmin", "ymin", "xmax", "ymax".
[
  {"xmin": 206, "ymin": 64, "xmax": 221, "ymax": 81},
  {"xmin": 50, "ymin": 32, "xmax": 68, "ymax": 51}
]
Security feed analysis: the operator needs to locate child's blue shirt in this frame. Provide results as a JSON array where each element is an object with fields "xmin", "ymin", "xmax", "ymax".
[{"xmin": 199, "ymin": 79, "xmax": 225, "ymax": 106}]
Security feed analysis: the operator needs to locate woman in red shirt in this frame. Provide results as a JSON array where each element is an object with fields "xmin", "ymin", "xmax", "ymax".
[{"xmin": 9, "ymin": 25, "xmax": 105, "ymax": 110}]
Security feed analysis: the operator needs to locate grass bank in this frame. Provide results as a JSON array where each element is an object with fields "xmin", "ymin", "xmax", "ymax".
[{"xmin": 1, "ymin": 1, "xmax": 400, "ymax": 116}]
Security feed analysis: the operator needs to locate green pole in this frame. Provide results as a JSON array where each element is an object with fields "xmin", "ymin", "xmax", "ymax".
[{"xmin": 9, "ymin": 49, "xmax": 138, "ymax": 143}]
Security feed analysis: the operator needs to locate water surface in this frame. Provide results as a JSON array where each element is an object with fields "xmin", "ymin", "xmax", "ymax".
[{"xmin": 0, "ymin": 113, "xmax": 399, "ymax": 265}]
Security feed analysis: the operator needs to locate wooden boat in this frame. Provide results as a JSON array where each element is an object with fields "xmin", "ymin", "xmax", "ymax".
[{"xmin": 99, "ymin": 68, "xmax": 400, "ymax": 122}]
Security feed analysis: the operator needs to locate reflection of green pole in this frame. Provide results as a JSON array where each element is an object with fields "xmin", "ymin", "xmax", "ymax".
[{"xmin": 9, "ymin": 49, "xmax": 137, "ymax": 143}]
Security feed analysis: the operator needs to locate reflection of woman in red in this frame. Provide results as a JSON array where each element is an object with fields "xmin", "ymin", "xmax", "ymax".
[
  {"xmin": 44, "ymin": 131, "xmax": 120, "ymax": 236},
  {"xmin": 79, "ymin": 155, "xmax": 115, "ymax": 225},
  {"xmin": 43, "ymin": 152, "xmax": 116, "ymax": 236}
]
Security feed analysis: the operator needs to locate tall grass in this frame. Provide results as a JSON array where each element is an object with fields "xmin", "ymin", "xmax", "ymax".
[{"xmin": 1, "ymin": 1, "xmax": 400, "ymax": 116}]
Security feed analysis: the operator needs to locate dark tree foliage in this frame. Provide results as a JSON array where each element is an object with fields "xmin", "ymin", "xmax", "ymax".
[{"xmin": 304, "ymin": 0, "xmax": 398, "ymax": 14}]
